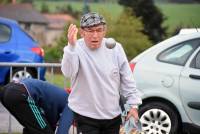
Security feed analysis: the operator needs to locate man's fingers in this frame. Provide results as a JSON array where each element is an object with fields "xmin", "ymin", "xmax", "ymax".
[
  {"xmin": 68, "ymin": 24, "xmax": 74, "ymax": 33},
  {"xmin": 126, "ymin": 113, "xmax": 131, "ymax": 121},
  {"xmin": 73, "ymin": 28, "xmax": 78, "ymax": 40},
  {"xmin": 67, "ymin": 24, "xmax": 78, "ymax": 45},
  {"xmin": 68, "ymin": 24, "xmax": 77, "ymax": 38},
  {"xmin": 125, "ymin": 108, "xmax": 139, "ymax": 121}
]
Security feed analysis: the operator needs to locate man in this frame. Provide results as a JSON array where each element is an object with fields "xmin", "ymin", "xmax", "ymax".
[
  {"xmin": 61, "ymin": 12, "xmax": 142, "ymax": 134},
  {"xmin": 0, "ymin": 78, "xmax": 73, "ymax": 134}
]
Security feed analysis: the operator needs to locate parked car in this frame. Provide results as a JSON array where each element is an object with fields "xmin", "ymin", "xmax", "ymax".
[
  {"xmin": 130, "ymin": 29, "xmax": 200, "ymax": 134},
  {"xmin": 0, "ymin": 17, "xmax": 46, "ymax": 85}
]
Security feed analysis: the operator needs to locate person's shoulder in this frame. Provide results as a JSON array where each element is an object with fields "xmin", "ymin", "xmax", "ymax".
[{"xmin": 114, "ymin": 41, "xmax": 123, "ymax": 52}]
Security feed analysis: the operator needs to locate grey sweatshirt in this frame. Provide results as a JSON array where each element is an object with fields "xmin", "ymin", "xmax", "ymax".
[{"xmin": 61, "ymin": 38, "xmax": 142, "ymax": 119}]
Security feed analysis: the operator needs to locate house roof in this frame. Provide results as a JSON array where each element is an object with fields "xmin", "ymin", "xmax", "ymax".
[
  {"xmin": 43, "ymin": 14, "xmax": 75, "ymax": 29},
  {"xmin": 0, "ymin": 3, "xmax": 48, "ymax": 24}
]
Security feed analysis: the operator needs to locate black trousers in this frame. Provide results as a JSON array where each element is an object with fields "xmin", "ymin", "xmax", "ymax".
[
  {"xmin": 74, "ymin": 112, "xmax": 121, "ymax": 134},
  {"xmin": 0, "ymin": 82, "xmax": 54, "ymax": 134}
]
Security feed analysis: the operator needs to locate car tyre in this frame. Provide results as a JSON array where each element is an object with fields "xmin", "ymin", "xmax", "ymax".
[
  {"xmin": 11, "ymin": 68, "xmax": 37, "ymax": 82},
  {"xmin": 139, "ymin": 101, "xmax": 180, "ymax": 134}
]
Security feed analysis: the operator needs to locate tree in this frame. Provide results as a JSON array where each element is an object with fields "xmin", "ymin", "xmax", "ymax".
[
  {"xmin": 118, "ymin": 0, "xmax": 167, "ymax": 43},
  {"xmin": 83, "ymin": 1, "xmax": 91, "ymax": 14},
  {"xmin": 56, "ymin": 4, "xmax": 81, "ymax": 19},
  {"xmin": 107, "ymin": 8, "xmax": 152, "ymax": 60},
  {"xmin": 0, "ymin": 0, "xmax": 11, "ymax": 4},
  {"xmin": 44, "ymin": 10, "xmax": 152, "ymax": 62},
  {"xmin": 19, "ymin": 0, "xmax": 33, "ymax": 3},
  {"xmin": 41, "ymin": 2, "xmax": 49, "ymax": 13}
]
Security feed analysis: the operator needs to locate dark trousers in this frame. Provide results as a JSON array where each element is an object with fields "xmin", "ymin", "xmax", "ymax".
[
  {"xmin": 74, "ymin": 112, "xmax": 121, "ymax": 134},
  {"xmin": 0, "ymin": 82, "xmax": 54, "ymax": 134}
]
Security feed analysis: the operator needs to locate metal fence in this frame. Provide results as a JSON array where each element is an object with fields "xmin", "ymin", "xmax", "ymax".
[{"xmin": 0, "ymin": 62, "xmax": 67, "ymax": 134}]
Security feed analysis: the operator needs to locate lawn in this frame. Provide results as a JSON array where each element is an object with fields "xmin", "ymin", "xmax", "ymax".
[
  {"xmin": 34, "ymin": 1, "xmax": 123, "ymax": 19},
  {"xmin": 45, "ymin": 72, "xmax": 70, "ymax": 89},
  {"xmin": 34, "ymin": 1, "xmax": 200, "ymax": 35},
  {"xmin": 158, "ymin": 3, "xmax": 200, "ymax": 33}
]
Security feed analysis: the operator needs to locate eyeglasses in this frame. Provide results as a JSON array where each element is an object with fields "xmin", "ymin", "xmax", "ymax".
[{"xmin": 83, "ymin": 27, "xmax": 105, "ymax": 35}]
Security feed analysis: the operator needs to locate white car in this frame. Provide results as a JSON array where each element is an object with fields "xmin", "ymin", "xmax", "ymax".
[{"xmin": 130, "ymin": 29, "xmax": 200, "ymax": 134}]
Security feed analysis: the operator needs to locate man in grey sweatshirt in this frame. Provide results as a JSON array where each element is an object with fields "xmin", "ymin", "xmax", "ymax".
[{"xmin": 61, "ymin": 12, "xmax": 142, "ymax": 134}]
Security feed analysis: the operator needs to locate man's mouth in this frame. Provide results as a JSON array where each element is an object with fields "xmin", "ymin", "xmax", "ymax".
[{"xmin": 91, "ymin": 41, "xmax": 98, "ymax": 43}]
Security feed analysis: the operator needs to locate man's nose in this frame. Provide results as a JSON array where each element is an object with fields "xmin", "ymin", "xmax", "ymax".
[{"xmin": 92, "ymin": 31, "xmax": 98, "ymax": 37}]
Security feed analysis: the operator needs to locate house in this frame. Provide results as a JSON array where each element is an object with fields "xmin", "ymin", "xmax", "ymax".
[
  {"xmin": 0, "ymin": 3, "xmax": 48, "ymax": 46},
  {"xmin": 0, "ymin": 3, "xmax": 75, "ymax": 47},
  {"xmin": 43, "ymin": 14, "xmax": 74, "ymax": 46}
]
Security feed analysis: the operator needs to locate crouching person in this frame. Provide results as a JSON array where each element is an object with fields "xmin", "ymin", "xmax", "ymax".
[{"xmin": 0, "ymin": 78, "xmax": 73, "ymax": 134}]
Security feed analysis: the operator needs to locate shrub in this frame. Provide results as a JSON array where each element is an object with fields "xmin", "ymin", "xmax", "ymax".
[{"xmin": 107, "ymin": 8, "xmax": 152, "ymax": 60}]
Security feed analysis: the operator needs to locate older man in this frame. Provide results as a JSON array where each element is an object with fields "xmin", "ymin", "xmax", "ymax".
[{"xmin": 61, "ymin": 12, "xmax": 142, "ymax": 134}]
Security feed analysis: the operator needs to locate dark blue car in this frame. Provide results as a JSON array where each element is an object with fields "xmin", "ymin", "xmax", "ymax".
[{"xmin": 0, "ymin": 17, "xmax": 46, "ymax": 85}]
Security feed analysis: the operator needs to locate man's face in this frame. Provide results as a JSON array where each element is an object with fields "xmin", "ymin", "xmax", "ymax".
[{"xmin": 80, "ymin": 25, "xmax": 106, "ymax": 50}]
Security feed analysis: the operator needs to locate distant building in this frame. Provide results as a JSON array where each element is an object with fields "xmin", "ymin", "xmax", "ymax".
[
  {"xmin": 43, "ymin": 14, "xmax": 74, "ymax": 46},
  {"xmin": 0, "ymin": 3, "xmax": 48, "ymax": 46},
  {"xmin": 0, "ymin": 3, "xmax": 75, "ymax": 47}
]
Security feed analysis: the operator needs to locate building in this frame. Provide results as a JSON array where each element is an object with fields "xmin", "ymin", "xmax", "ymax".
[
  {"xmin": 43, "ymin": 14, "xmax": 74, "ymax": 46},
  {"xmin": 0, "ymin": 3, "xmax": 49, "ymax": 46}
]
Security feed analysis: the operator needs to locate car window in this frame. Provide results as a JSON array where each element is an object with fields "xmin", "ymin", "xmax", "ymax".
[
  {"xmin": 158, "ymin": 39, "xmax": 200, "ymax": 66},
  {"xmin": 196, "ymin": 52, "xmax": 200, "ymax": 69},
  {"xmin": 0, "ymin": 23, "xmax": 11, "ymax": 42},
  {"xmin": 190, "ymin": 51, "xmax": 200, "ymax": 69}
]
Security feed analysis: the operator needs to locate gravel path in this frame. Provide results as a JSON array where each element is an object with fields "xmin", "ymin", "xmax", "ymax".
[{"xmin": 0, "ymin": 103, "xmax": 23, "ymax": 133}]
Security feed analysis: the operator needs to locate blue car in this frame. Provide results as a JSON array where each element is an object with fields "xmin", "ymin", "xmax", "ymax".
[{"xmin": 0, "ymin": 17, "xmax": 46, "ymax": 85}]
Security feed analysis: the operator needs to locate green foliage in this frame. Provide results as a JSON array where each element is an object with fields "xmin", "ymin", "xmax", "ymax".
[
  {"xmin": 46, "ymin": 73, "xmax": 70, "ymax": 88},
  {"xmin": 44, "ymin": 10, "xmax": 151, "ymax": 61},
  {"xmin": 56, "ymin": 4, "xmax": 82, "ymax": 19},
  {"xmin": 44, "ymin": 33, "xmax": 67, "ymax": 62},
  {"xmin": 33, "ymin": 1, "xmax": 122, "ymax": 20},
  {"xmin": 83, "ymin": 4, "xmax": 91, "ymax": 14},
  {"xmin": 0, "ymin": 0, "xmax": 11, "ymax": 4},
  {"xmin": 19, "ymin": 0, "xmax": 33, "ymax": 3},
  {"xmin": 118, "ymin": 0, "xmax": 167, "ymax": 43},
  {"xmin": 44, "ymin": 22, "xmax": 79, "ymax": 62},
  {"xmin": 168, "ymin": 0, "xmax": 199, "ymax": 3},
  {"xmin": 107, "ymin": 8, "xmax": 152, "ymax": 60},
  {"xmin": 41, "ymin": 2, "xmax": 49, "ymax": 13}
]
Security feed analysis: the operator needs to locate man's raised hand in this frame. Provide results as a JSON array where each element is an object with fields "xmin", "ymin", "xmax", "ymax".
[{"xmin": 67, "ymin": 24, "xmax": 78, "ymax": 46}]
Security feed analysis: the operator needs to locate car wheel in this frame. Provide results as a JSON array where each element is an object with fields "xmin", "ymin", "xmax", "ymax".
[
  {"xmin": 139, "ymin": 101, "xmax": 180, "ymax": 134},
  {"xmin": 12, "ymin": 68, "xmax": 36, "ymax": 81}
]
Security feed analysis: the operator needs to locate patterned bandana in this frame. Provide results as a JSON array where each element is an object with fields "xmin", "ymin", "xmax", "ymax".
[{"xmin": 80, "ymin": 12, "xmax": 106, "ymax": 28}]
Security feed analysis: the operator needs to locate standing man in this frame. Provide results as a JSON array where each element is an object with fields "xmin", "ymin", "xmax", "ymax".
[
  {"xmin": 0, "ymin": 78, "xmax": 73, "ymax": 134},
  {"xmin": 61, "ymin": 12, "xmax": 142, "ymax": 134}
]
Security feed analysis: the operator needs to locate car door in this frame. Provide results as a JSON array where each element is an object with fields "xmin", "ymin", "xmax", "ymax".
[
  {"xmin": 0, "ymin": 22, "xmax": 17, "ymax": 62},
  {"xmin": 179, "ymin": 40, "xmax": 200, "ymax": 125},
  {"xmin": 0, "ymin": 22, "xmax": 17, "ymax": 83}
]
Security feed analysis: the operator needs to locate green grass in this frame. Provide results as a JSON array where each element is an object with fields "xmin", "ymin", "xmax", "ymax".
[
  {"xmin": 157, "ymin": 3, "xmax": 200, "ymax": 33},
  {"xmin": 34, "ymin": 1, "xmax": 200, "ymax": 34},
  {"xmin": 34, "ymin": 1, "xmax": 123, "ymax": 19},
  {"xmin": 45, "ymin": 72, "xmax": 70, "ymax": 89}
]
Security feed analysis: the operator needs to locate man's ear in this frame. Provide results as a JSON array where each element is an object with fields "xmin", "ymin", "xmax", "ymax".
[{"xmin": 79, "ymin": 28, "xmax": 84, "ymax": 37}]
